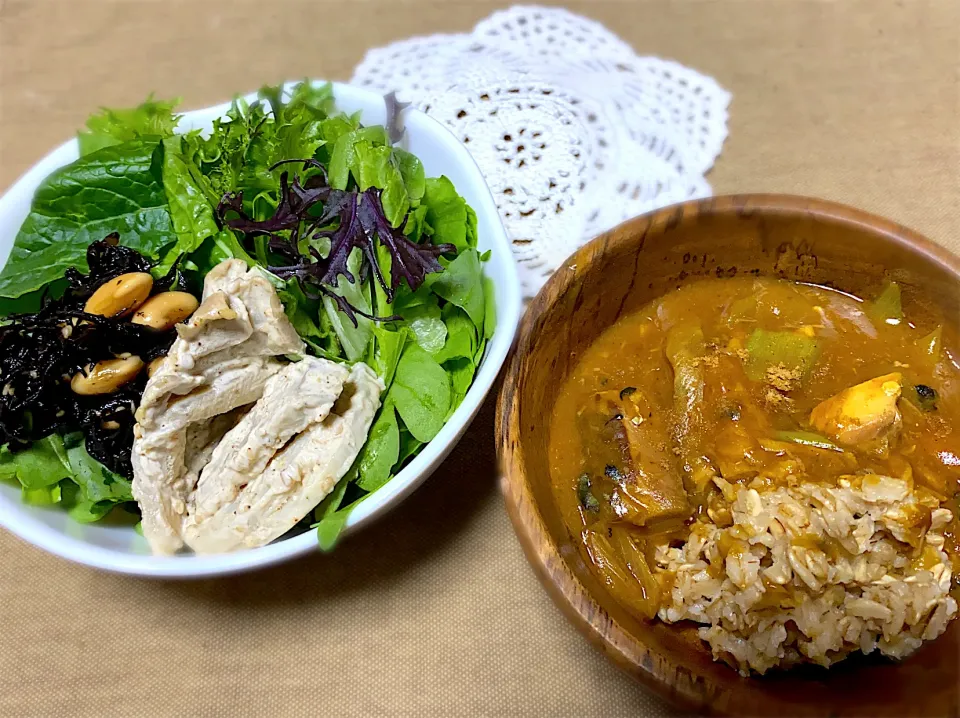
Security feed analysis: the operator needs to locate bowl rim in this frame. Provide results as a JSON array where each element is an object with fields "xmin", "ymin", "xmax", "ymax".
[
  {"xmin": 0, "ymin": 80, "xmax": 522, "ymax": 578},
  {"xmin": 495, "ymin": 193, "xmax": 960, "ymax": 713}
]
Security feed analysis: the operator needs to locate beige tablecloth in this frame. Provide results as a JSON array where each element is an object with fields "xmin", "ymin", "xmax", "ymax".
[{"xmin": 1, "ymin": 1, "xmax": 958, "ymax": 716}]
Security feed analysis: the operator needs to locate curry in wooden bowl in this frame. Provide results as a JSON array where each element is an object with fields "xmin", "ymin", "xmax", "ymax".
[{"xmin": 496, "ymin": 195, "xmax": 960, "ymax": 716}]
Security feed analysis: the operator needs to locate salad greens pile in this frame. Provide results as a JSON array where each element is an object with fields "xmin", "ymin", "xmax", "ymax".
[{"xmin": 0, "ymin": 81, "xmax": 495, "ymax": 548}]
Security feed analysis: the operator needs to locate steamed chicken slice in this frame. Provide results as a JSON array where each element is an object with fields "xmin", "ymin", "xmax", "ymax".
[
  {"xmin": 184, "ymin": 362, "xmax": 384, "ymax": 554},
  {"xmin": 186, "ymin": 357, "xmax": 350, "ymax": 525},
  {"xmin": 132, "ymin": 260, "xmax": 304, "ymax": 555},
  {"xmin": 809, "ymin": 372, "xmax": 903, "ymax": 446},
  {"xmin": 133, "ymin": 358, "xmax": 281, "ymax": 554},
  {"xmin": 183, "ymin": 407, "xmax": 250, "ymax": 496}
]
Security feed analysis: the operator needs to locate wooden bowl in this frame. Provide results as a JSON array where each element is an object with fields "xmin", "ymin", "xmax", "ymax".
[{"xmin": 496, "ymin": 195, "xmax": 960, "ymax": 717}]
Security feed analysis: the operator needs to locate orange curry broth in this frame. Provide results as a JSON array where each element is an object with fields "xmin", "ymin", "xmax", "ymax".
[{"xmin": 548, "ymin": 277, "xmax": 960, "ymax": 618}]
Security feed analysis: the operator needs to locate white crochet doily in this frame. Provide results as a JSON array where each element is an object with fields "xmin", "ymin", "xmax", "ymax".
[{"xmin": 352, "ymin": 5, "xmax": 731, "ymax": 296}]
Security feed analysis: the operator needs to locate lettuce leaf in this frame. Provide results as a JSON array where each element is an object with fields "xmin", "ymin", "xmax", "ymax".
[
  {"xmin": 237, "ymin": 84, "xmax": 333, "ymax": 217},
  {"xmin": 0, "ymin": 437, "xmax": 70, "ymax": 491},
  {"xmin": 161, "ymin": 136, "xmax": 220, "ymax": 254},
  {"xmin": 321, "ymin": 248, "xmax": 374, "ymax": 361},
  {"xmin": 78, "ymin": 96, "xmax": 180, "ymax": 156},
  {"xmin": 0, "ymin": 434, "xmax": 132, "ymax": 520},
  {"xmin": 0, "ymin": 140, "xmax": 176, "ymax": 298},
  {"xmin": 62, "ymin": 433, "xmax": 134, "ymax": 521}
]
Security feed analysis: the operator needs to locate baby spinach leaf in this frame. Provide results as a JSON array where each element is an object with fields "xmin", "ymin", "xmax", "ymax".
[
  {"xmin": 313, "ymin": 466, "xmax": 355, "ymax": 552},
  {"xmin": 185, "ymin": 230, "xmax": 255, "ymax": 286},
  {"xmin": 402, "ymin": 302, "xmax": 447, "ymax": 354},
  {"xmin": 393, "ymin": 285, "xmax": 434, "ymax": 312},
  {"xmin": 0, "ymin": 283, "xmax": 67, "ymax": 318},
  {"xmin": 482, "ymin": 275, "xmax": 497, "ymax": 340},
  {"xmin": 354, "ymin": 142, "xmax": 411, "ymax": 226},
  {"xmin": 0, "ymin": 434, "xmax": 130, "ymax": 520},
  {"xmin": 474, "ymin": 337, "xmax": 487, "ymax": 365},
  {"xmin": 60, "ymin": 482, "xmax": 112, "ymax": 523},
  {"xmin": 277, "ymin": 277, "xmax": 324, "ymax": 339},
  {"xmin": 344, "ymin": 139, "xmax": 420, "ymax": 227},
  {"xmin": 444, "ymin": 357, "xmax": 476, "ymax": 416},
  {"xmin": 315, "ymin": 467, "xmax": 351, "ymax": 520},
  {"xmin": 0, "ymin": 140, "xmax": 176, "ymax": 298},
  {"xmin": 373, "ymin": 326, "xmax": 408, "ymax": 389},
  {"xmin": 426, "ymin": 249, "xmax": 485, "ymax": 328},
  {"xmin": 316, "ymin": 114, "xmax": 361, "ymax": 165},
  {"xmin": 390, "ymin": 344, "xmax": 451, "ymax": 442},
  {"xmin": 78, "ymin": 96, "xmax": 180, "ymax": 156},
  {"xmin": 403, "ymin": 204, "xmax": 430, "ymax": 242},
  {"xmin": 396, "ymin": 426, "xmax": 423, "ymax": 467},
  {"xmin": 435, "ymin": 305, "xmax": 477, "ymax": 364},
  {"xmin": 422, "ymin": 176, "xmax": 469, "ymax": 250},
  {"xmin": 356, "ymin": 405, "xmax": 400, "ymax": 492}
]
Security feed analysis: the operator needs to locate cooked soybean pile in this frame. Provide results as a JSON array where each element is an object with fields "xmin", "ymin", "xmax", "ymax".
[
  {"xmin": 0, "ymin": 82, "xmax": 495, "ymax": 547},
  {"xmin": 550, "ymin": 276, "xmax": 958, "ymax": 674}
]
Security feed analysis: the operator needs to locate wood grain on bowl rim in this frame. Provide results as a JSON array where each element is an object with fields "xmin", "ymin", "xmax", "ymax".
[{"xmin": 496, "ymin": 195, "xmax": 960, "ymax": 717}]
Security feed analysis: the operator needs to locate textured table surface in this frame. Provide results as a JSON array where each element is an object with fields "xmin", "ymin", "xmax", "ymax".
[{"xmin": 1, "ymin": 1, "xmax": 958, "ymax": 716}]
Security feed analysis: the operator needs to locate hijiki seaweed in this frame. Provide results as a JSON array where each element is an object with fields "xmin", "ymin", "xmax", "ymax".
[{"xmin": 0, "ymin": 234, "xmax": 187, "ymax": 476}]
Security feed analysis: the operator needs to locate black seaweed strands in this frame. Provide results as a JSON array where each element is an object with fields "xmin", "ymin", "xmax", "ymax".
[{"xmin": 0, "ymin": 235, "xmax": 188, "ymax": 476}]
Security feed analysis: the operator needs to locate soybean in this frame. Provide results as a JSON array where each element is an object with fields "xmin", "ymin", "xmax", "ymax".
[
  {"xmin": 132, "ymin": 292, "xmax": 200, "ymax": 331},
  {"xmin": 84, "ymin": 273, "xmax": 153, "ymax": 317},
  {"xmin": 70, "ymin": 356, "xmax": 144, "ymax": 395}
]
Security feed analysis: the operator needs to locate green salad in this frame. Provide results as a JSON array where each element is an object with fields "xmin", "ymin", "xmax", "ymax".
[{"xmin": 0, "ymin": 81, "xmax": 495, "ymax": 550}]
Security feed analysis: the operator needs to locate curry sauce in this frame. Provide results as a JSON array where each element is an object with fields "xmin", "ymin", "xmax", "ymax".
[{"xmin": 548, "ymin": 277, "xmax": 960, "ymax": 619}]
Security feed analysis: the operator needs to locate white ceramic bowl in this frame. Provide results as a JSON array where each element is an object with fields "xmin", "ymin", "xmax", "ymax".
[{"xmin": 0, "ymin": 81, "xmax": 521, "ymax": 577}]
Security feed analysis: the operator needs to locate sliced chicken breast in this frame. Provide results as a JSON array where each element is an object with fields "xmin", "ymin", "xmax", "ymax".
[
  {"xmin": 184, "ymin": 362, "xmax": 384, "ymax": 554},
  {"xmin": 183, "ymin": 406, "xmax": 250, "ymax": 494},
  {"xmin": 132, "ymin": 260, "xmax": 304, "ymax": 555},
  {"xmin": 186, "ymin": 358, "xmax": 350, "ymax": 526}
]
